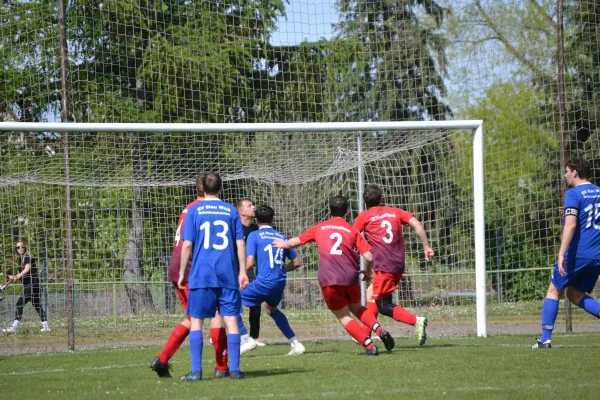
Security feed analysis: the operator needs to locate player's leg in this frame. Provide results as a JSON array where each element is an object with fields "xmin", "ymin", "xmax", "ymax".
[
  {"xmin": 220, "ymin": 288, "xmax": 244, "ymax": 379},
  {"xmin": 566, "ymin": 262, "xmax": 600, "ymax": 319},
  {"xmin": 249, "ymin": 305, "xmax": 263, "ymax": 344},
  {"xmin": 265, "ymin": 283, "xmax": 305, "ymax": 355},
  {"xmin": 152, "ymin": 283, "xmax": 190, "ymax": 377},
  {"xmin": 361, "ymin": 284, "xmax": 378, "ymax": 338},
  {"xmin": 9, "ymin": 294, "xmax": 27, "ymax": 332},
  {"xmin": 322, "ymin": 285, "xmax": 378, "ymax": 355},
  {"xmin": 348, "ymin": 301, "xmax": 394, "ymax": 352},
  {"xmin": 533, "ymin": 278, "xmax": 564, "ymax": 349},
  {"xmin": 209, "ymin": 312, "xmax": 229, "ymax": 377},
  {"xmin": 182, "ymin": 288, "xmax": 215, "ymax": 381},
  {"xmin": 239, "ymin": 282, "xmax": 263, "ymax": 354}
]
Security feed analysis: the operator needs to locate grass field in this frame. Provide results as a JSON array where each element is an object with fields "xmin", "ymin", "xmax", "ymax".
[{"xmin": 2, "ymin": 332, "xmax": 600, "ymax": 399}]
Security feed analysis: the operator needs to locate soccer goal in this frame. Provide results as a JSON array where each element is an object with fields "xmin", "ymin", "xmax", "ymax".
[{"xmin": 0, "ymin": 120, "xmax": 485, "ymax": 354}]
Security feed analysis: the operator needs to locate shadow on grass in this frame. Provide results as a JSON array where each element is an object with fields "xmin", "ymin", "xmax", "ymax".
[{"xmin": 243, "ymin": 367, "xmax": 312, "ymax": 378}]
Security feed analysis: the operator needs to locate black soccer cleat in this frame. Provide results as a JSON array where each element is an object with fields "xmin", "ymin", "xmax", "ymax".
[
  {"xmin": 150, "ymin": 356, "xmax": 172, "ymax": 378},
  {"xmin": 379, "ymin": 329, "xmax": 395, "ymax": 352},
  {"xmin": 532, "ymin": 339, "xmax": 552, "ymax": 349},
  {"xmin": 229, "ymin": 370, "xmax": 245, "ymax": 379},
  {"xmin": 181, "ymin": 371, "xmax": 202, "ymax": 381},
  {"xmin": 214, "ymin": 368, "xmax": 230, "ymax": 378},
  {"xmin": 365, "ymin": 345, "xmax": 379, "ymax": 356}
]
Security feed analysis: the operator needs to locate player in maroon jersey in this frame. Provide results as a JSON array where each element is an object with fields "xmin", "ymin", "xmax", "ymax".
[
  {"xmin": 274, "ymin": 195, "xmax": 394, "ymax": 355},
  {"xmin": 150, "ymin": 174, "xmax": 230, "ymax": 378},
  {"xmin": 353, "ymin": 184, "xmax": 434, "ymax": 346}
]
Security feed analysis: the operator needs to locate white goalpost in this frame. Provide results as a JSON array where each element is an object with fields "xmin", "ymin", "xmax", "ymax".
[{"xmin": 0, "ymin": 120, "xmax": 486, "ymax": 354}]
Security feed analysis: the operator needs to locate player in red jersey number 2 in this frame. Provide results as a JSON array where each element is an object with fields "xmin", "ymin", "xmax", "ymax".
[{"xmin": 274, "ymin": 196, "xmax": 395, "ymax": 355}]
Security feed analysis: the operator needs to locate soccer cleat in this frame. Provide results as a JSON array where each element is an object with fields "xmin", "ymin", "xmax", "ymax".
[
  {"xmin": 379, "ymin": 329, "xmax": 395, "ymax": 352},
  {"xmin": 2, "ymin": 327, "xmax": 15, "ymax": 333},
  {"xmin": 365, "ymin": 345, "xmax": 379, "ymax": 356},
  {"xmin": 255, "ymin": 338, "xmax": 267, "ymax": 347},
  {"xmin": 240, "ymin": 336, "xmax": 257, "ymax": 355},
  {"xmin": 532, "ymin": 339, "xmax": 552, "ymax": 349},
  {"xmin": 416, "ymin": 316, "xmax": 428, "ymax": 346},
  {"xmin": 229, "ymin": 370, "xmax": 245, "ymax": 379},
  {"xmin": 181, "ymin": 371, "xmax": 202, "ymax": 381},
  {"xmin": 214, "ymin": 368, "xmax": 230, "ymax": 378},
  {"xmin": 40, "ymin": 327, "xmax": 51, "ymax": 332},
  {"xmin": 287, "ymin": 342, "xmax": 306, "ymax": 356},
  {"xmin": 150, "ymin": 356, "xmax": 172, "ymax": 378}
]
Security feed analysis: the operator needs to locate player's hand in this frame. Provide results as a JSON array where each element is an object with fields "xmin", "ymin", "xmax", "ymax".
[
  {"xmin": 273, "ymin": 239, "xmax": 286, "ymax": 249},
  {"xmin": 359, "ymin": 270, "xmax": 372, "ymax": 282},
  {"xmin": 424, "ymin": 247, "xmax": 434, "ymax": 261},
  {"xmin": 239, "ymin": 273, "xmax": 249, "ymax": 290},
  {"xmin": 7, "ymin": 275, "xmax": 16, "ymax": 283},
  {"xmin": 558, "ymin": 254, "xmax": 566, "ymax": 277},
  {"xmin": 177, "ymin": 275, "xmax": 186, "ymax": 290}
]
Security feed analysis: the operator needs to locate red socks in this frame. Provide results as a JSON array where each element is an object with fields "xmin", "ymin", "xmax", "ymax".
[
  {"xmin": 355, "ymin": 306, "xmax": 382, "ymax": 336},
  {"xmin": 362, "ymin": 302, "xmax": 379, "ymax": 337},
  {"xmin": 393, "ymin": 306, "xmax": 417, "ymax": 326},
  {"xmin": 210, "ymin": 327, "xmax": 228, "ymax": 372},
  {"xmin": 345, "ymin": 320, "xmax": 373, "ymax": 349},
  {"xmin": 159, "ymin": 323, "xmax": 189, "ymax": 363}
]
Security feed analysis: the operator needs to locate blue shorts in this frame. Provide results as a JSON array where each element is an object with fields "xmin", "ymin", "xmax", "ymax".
[
  {"xmin": 187, "ymin": 288, "xmax": 242, "ymax": 319},
  {"xmin": 240, "ymin": 280, "xmax": 286, "ymax": 308},
  {"xmin": 551, "ymin": 258, "xmax": 600, "ymax": 293}
]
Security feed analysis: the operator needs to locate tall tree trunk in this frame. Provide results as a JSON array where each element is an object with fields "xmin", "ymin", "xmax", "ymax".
[{"xmin": 123, "ymin": 133, "xmax": 154, "ymax": 314}]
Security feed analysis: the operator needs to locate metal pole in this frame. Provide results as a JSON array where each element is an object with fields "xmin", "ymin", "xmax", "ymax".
[
  {"xmin": 58, "ymin": 0, "xmax": 75, "ymax": 350},
  {"xmin": 557, "ymin": 0, "xmax": 572, "ymax": 333},
  {"xmin": 357, "ymin": 131, "xmax": 366, "ymax": 306},
  {"xmin": 473, "ymin": 124, "xmax": 487, "ymax": 337}
]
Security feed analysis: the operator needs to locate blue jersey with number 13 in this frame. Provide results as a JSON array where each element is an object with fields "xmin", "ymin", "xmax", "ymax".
[
  {"xmin": 182, "ymin": 198, "xmax": 244, "ymax": 289},
  {"xmin": 564, "ymin": 183, "xmax": 600, "ymax": 260}
]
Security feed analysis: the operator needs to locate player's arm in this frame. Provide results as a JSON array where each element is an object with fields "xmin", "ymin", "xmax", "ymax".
[
  {"xmin": 408, "ymin": 216, "xmax": 434, "ymax": 261},
  {"xmin": 237, "ymin": 239, "xmax": 249, "ymax": 289},
  {"xmin": 355, "ymin": 231, "xmax": 374, "ymax": 280},
  {"xmin": 11, "ymin": 258, "xmax": 31, "ymax": 282},
  {"xmin": 557, "ymin": 215, "xmax": 578, "ymax": 276},
  {"xmin": 178, "ymin": 240, "xmax": 192, "ymax": 289},
  {"xmin": 285, "ymin": 252, "xmax": 303, "ymax": 272},
  {"xmin": 246, "ymin": 255, "xmax": 256, "ymax": 272},
  {"xmin": 273, "ymin": 237, "xmax": 302, "ymax": 249}
]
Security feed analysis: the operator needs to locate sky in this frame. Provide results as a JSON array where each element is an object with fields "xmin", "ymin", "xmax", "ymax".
[{"xmin": 270, "ymin": 0, "xmax": 338, "ymax": 46}]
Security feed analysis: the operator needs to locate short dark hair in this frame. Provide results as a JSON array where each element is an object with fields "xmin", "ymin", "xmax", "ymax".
[
  {"xmin": 195, "ymin": 172, "xmax": 207, "ymax": 197},
  {"xmin": 255, "ymin": 205, "xmax": 274, "ymax": 224},
  {"xmin": 236, "ymin": 198, "xmax": 252, "ymax": 210},
  {"xmin": 566, "ymin": 158, "xmax": 591, "ymax": 180},
  {"xmin": 363, "ymin": 184, "xmax": 382, "ymax": 208},
  {"xmin": 202, "ymin": 172, "xmax": 222, "ymax": 195},
  {"xmin": 329, "ymin": 195, "xmax": 348, "ymax": 217}
]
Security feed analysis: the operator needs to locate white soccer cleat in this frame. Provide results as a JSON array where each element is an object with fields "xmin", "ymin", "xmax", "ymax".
[
  {"xmin": 255, "ymin": 338, "xmax": 266, "ymax": 347},
  {"xmin": 287, "ymin": 342, "xmax": 305, "ymax": 356},
  {"xmin": 2, "ymin": 327, "xmax": 15, "ymax": 333},
  {"xmin": 40, "ymin": 327, "xmax": 51, "ymax": 332},
  {"xmin": 240, "ymin": 336, "xmax": 257, "ymax": 355}
]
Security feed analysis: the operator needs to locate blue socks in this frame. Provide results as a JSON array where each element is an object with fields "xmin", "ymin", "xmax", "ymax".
[
  {"xmin": 237, "ymin": 314, "xmax": 248, "ymax": 336},
  {"xmin": 228, "ymin": 333, "xmax": 241, "ymax": 372},
  {"xmin": 540, "ymin": 298, "xmax": 559, "ymax": 343},
  {"xmin": 189, "ymin": 330, "xmax": 203, "ymax": 374},
  {"xmin": 578, "ymin": 295, "xmax": 600, "ymax": 318},
  {"xmin": 269, "ymin": 309, "xmax": 295, "ymax": 339}
]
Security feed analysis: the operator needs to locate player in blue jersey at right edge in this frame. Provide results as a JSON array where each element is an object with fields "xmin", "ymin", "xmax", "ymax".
[
  {"xmin": 237, "ymin": 205, "xmax": 306, "ymax": 355},
  {"xmin": 179, "ymin": 172, "xmax": 249, "ymax": 380},
  {"xmin": 533, "ymin": 158, "xmax": 600, "ymax": 348}
]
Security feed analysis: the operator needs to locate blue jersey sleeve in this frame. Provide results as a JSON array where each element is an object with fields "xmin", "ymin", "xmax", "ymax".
[
  {"xmin": 181, "ymin": 207, "xmax": 196, "ymax": 242},
  {"xmin": 246, "ymin": 232, "xmax": 258, "ymax": 257},
  {"xmin": 286, "ymin": 248, "xmax": 298, "ymax": 261},
  {"xmin": 233, "ymin": 211, "xmax": 244, "ymax": 241},
  {"xmin": 564, "ymin": 189, "xmax": 580, "ymax": 217}
]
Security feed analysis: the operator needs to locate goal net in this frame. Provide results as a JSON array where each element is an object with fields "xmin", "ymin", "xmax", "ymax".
[{"xmin": 0, "ymin": 122, "xmax": 483, "ymax": 355}]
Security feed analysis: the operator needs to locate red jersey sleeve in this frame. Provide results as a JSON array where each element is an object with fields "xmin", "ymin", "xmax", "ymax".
[
  {"xmin": 299, "ymin": 224, "xmax": 318, "ymax": 245},
  {"xmin": 354, "ymin": 228, "xmax": 372, "ymax": 254},
  {"xmin": 396, "ymin": 208, "xmax": 414, "ymax": 225},
  {"xmin": 353, "ymin": 212, "xmax": 367, "ymax": 233}
]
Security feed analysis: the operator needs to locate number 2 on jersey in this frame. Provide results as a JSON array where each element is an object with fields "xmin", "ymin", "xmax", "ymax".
[{"xmin": 329, "ymin": 232, "xmax": 343, "ymax": 255}]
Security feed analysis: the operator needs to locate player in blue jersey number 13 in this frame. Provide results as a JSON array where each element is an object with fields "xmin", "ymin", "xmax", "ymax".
[{"xmin": 533, "ymin": 158, "xmax": 600, "ymax": 348}]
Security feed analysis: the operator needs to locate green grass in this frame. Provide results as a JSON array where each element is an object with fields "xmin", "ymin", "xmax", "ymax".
[{"xmin": 1, "ymin": 333, "xmax": 600, "ymax": 399}]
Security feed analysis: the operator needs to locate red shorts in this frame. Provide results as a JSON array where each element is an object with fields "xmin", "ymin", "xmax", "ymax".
[
  {"xmin": 321, "ymin": 284, "xmax": 361, "ymax": 311},
  {"xmin": 173, "ymin": 282, "xmax": 189, "ymax": 310},
  {"xmin": 372, "ymin": 271, "xmax": 403, "ymax": 300}
]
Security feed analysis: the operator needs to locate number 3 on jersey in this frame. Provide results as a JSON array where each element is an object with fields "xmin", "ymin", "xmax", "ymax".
[
  {"xmin": 381, "ymin": 220, "xmax": 394, "ymax": 244},
  {"xmin": 199, "ymin": 220, "xmax": 229, "ymax": 250}
]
